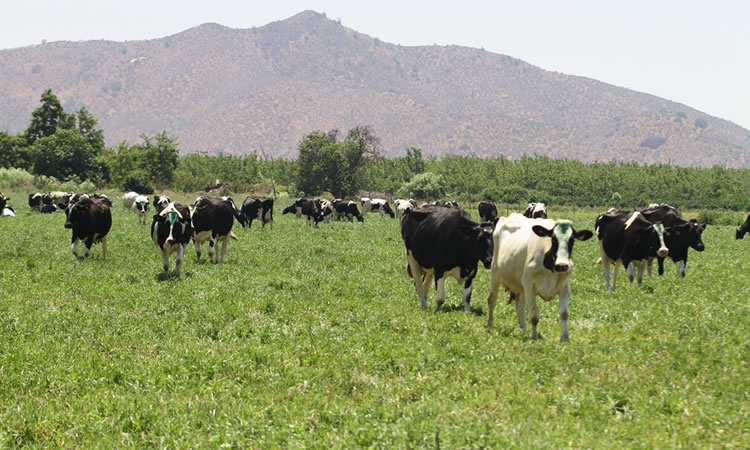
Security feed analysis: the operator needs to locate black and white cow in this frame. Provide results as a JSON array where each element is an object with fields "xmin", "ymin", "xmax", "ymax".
[
  {"xmin": 318, "ymin": 199, "xmax": 334, "ymax": 223},
  {"xmin": 332, "ymin": 199, "xmax": 364, "ymax": 222},
  {"xmin": 240, "ymin": 196, "xmax": 274, "ymax": 230},
  {"xmin": 132, "ymin": 195, "xmax": 150, "ymax": 225},
  {"xmin": 361, "ymin": 197, "xmax": 395, "ymax": 218},
  {"xmin": 49, "ymin": 191, "xmax": 73, "ymax": 210},
  {"xmin": 190, "ymin": 196, "xmax": 242, "ymax": 263},
  {"xmin": 394, "ymin": 199, "xmax": 417, "ymax": 219},
  {"xmin": 639, "ymin": 204, "xmax": 706, "ymax": 277},
  {"xmin": 736, "ymin": 214, "xmax": 750, "ymax": 240},
  {"xmin": 153, "ymin": 195, "xmax": 171, "ymax": 213},
  {"xmin": 151, "ymin": 202, "xmax": 193, "ymax": 276},
  {"xmin": 486, "ymin": 213, "xmax": 593, "ymax": 341},
  {"xmin": 91, "ymin": 193, "xmax": 112, "ymax": 207},
  {"xmin": 64, "ymin": 195, "xmax": 112, "ymax": 259},
  {"xmin": 523, "ymin": 202, "xmax": 547, "ymax": 219},
  {"xmin": 595, "ymin": 210, "xmax": 669, "ymax": 289},
  {"xmin": 401, "ymin": 206, "xmax": 494, "ymax": 312},
  {"xmin": 29, "ymin": 192, "xmax": 43, "ymax": 211},
  {"xmin": 282, "ymin": 199, "xmax": 303, "ymax": 218},
  {"xmin": 478, "ymin": 201, "xmax": 498, "ymax": 222},
  {"xmin": 0, "ymin": 192, "xmax": 14, "ymax": 217}
]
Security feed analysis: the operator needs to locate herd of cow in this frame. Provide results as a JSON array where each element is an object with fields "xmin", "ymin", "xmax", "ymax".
[{"xmin": 3, "ymin": 189, "xmax": 750, "ymax": 341}]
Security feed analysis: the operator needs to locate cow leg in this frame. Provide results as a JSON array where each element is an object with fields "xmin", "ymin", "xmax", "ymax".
[
  {"xmin": 71, "ymin": 236, "xmax": 79, "ymax": 258},
  {"xmin": 208, "ymin": 234, "xmax": 217, "ymax": 262},
  {"xmin": 462, "ymin": 274, "xmax": 476, "ymax": 312},
  {"xmin": 559, "ymin": 283, "xmax": 571, "ymax": 342},
  {"xmin": 646, "ymin": 258, "xmax": 653, "ymax": 277},
  {"xmin": 526, "ymin": 290, "xmax": 541, "ymax": 340},
  {"xmin": 174, "ymin": 245, "xmax": 185, "ymax": 276},
  {"xmin": 599, "ymin": 242, "xmax": 612, "ymax": 289},
  {"xmin": 434, "ymin": 277, "xmax": 446, "ymax": 312},
  {"xmin": 679, "ymin": 260, "xmax": 686, "ymax": 277},
  {"xmin": 422, "ymin": 272, "xmax": 433, "ymax": 300},
  {"xmin": 486, "ymin": 276, "xmax": 501, "ymax": 328},
  {"xmin": 84, "ymin": 236, "xmax": 94, "ymax": 258},
  {"xmin": 100, "ymin": 237, "xmax": 107, "ymax": 259},
  {"xmin": 406, "ymin": 252, "xmax": 428, "ymax": 310},
  {"xmin": 658, "ymin": 256, "xmax": 665, "ymax": 276},
  {"xmin": 218, "ymin": 235, "xmax": 229, "ymax": 263},
  {"xmin": 161, "ymin": 249, "xmax": 171, "ymax": 273},
  {"xmin": 194, "ymin": 240, "xmax": 202, "ymax": 261},
  {"xmin": 611, "ymin": 262, "xmax": 620, "ymax": 290},
  {"xmin": 633, "ymin": 261, "xmax": 646, "ymax": 285}
]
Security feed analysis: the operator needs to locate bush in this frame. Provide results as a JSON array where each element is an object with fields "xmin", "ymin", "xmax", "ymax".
[
  {"xmin": 397, "ymin": 172, "xmax": 446, "ymax": 199},
  {"xmin": 123, "ymin": 174, "xmax": 154, "ymax": 194},
  {"xmin": 0, "ymin": 167, "xmax": 35, "ymax": 187}
]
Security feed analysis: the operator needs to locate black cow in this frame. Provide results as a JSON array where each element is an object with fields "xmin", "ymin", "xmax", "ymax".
[
  {"xmin": 478, "ymin": 201, "xmax": 498, "ymax": 222},
  {"xmin": 282, "ymin": 199, "xmax": 303, "ymax": 218},
  {"xmin": 64, "ymin": 195, "xmax": 112, "ymax": 259},
  {"xmin": 737, "ymin": 214, "xmax": 750, "ymax": 240},
  {"xmin": 595, "ymin": 210, "xmax": 669, "ymax": 289},
  {"xmin": 332, "ymin": 199, "xmax": 364, "ymax": 222},
  {"xmin": 151, "ymin": 202, "xmax": 193, "ymax": 275},
  {"xmin": 190, "ymin": 196, "xmax": 243, "ymax": 263},
  {"xmin": 639, "ymin": 204, "xmax": 706, "ymax": 277},
  {"xmin": 153, "ymin": 195, "xmax": 171, "ymax": 213},
  {"xmin": 523, "ymin": 202, "xmax": 547, "ymax": 219},
  {"xmin": 240, "ymin": 196, "xmax": 274, "ymax": 230},
  {"xmin": 401, "ymin": 206, "xmax": 494, "ymax": 312}
]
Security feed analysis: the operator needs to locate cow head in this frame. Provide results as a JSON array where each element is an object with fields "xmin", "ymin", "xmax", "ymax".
[
  {"xmin": 666, "ymin": 220, "xmax": 706, "ymax": 251},
  {"xmin": 736, "ymin": 215, "xmax": 750, "ymax": 239},
  {"xmin": 65, "ymin": 197, "xmax": 93, "ymax": 229},
  {"xmin": 135, "ymin": 200, "xmax": 149, "ymax": 214},
  {"xmin": 0, "ymin": 193, "xmax": 6, "ymax": 211},
  {"xmin": 462, "ymin": 223, "xmax": 494, "ymax": 270},
  {"xmin": 533, "ymin": 221, "xmax": 593, "ymax": 273},
  {"xmin": 154, "ymin": 204, "xmax": 191, "ymax": 247}
]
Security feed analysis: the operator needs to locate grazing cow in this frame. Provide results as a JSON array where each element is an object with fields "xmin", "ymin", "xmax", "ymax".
[
  {"xmin": 190, "ymin": 196, "xmax": 242, "ymax": 263},
  {"xmin": 64, "ymin": 195, "xmax": 112, "ymax": 259},
  {"xmin": 737, "ymin": 214, "xmax": 750, "ymax": 240},
  {"xmin": 122, "ymin": 191, "xmax": 139, "ymax": 209},
  {"xmin": 394, "ymin": 199, "xmax": 417, "ymax": 218},
  {"xmin": 132, "ymin": 195, "xmax": 150, "ymax": 225},
  {"xmin": 151, "ymin": 202, "xmax": 193, "ymax": 275},
  {"xmin": 401, "ymin": 206, "xmax": 494, "ymax": 312},
  {"xmin": 282, "ymin": 198, "xmax": 303, "ymax": 218},
  {"xmin": 523, "ymin": 202, "xmax": 547, "ymax": 219},
  {"xmin": 332, "ymin": 199, "xmax": 364, "ymax": 222},
  {"xmin": 478, "ymin": 201, "xmax": 499, "ymax": 222},
  {"xmin": 639, "ymin": 204, "xmax": 706, "ymax": 277},
  {"xmin": 361, "ymin": 197, "xmax": 395, "ymax": 218},
  {"xmin": 153, "ymin": 195, "xmax": 171, "ymax": 213},
  {"xmin": 486, "ymin": 213, "xmax": 593, "ymax": 341},
  {"xmin": 240, "ymin": 196, "xmax": 274, "ymax": 230},
  {"xmin": 595, "ymin": 210, "xmax": 669, "ymax": 289}
]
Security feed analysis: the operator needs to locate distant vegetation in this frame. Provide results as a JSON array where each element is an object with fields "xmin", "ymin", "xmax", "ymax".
[{"xmin": 1, "ymin": 90, "xmax": 750, "ymax": 211}]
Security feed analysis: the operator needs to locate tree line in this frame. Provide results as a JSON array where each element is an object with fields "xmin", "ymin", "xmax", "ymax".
[{"xmin": 1, "ymin": 90, "xmax": 749, "ymax": 211}]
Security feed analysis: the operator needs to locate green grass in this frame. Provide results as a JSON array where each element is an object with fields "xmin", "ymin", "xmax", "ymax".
[{"xmin": 0, "ymin": 190, "xmax": 748, "ymax": 447}]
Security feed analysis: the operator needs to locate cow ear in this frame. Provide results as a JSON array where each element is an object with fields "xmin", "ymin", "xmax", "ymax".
[
  {"xmin": 575, "ymin": 229, "xmax": 594, "ymax": 241},
  {"xmin": 532, "ymin": 225, "xmax": 553, "ymax": 237}
]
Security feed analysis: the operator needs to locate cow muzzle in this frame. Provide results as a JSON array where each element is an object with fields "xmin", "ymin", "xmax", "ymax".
[
  {"xmin": 657, "ymin": 247, "xmax": 669, "ymax": 258},
  {"xmin": 554, "ymin": 262, "xmax": 571, "ymax": 272},
  {"xmin": 64, "ymin": 221, "xmax": 72, "ymax": 229},
  {"xmin": 694, "ymin": 243, "xmax": 705, "ymax": 252}
]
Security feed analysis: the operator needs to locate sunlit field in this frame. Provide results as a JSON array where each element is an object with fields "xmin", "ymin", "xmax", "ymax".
[{"xmin": 0, "ymin": 190, "xmax": 748, "ymax": 447}]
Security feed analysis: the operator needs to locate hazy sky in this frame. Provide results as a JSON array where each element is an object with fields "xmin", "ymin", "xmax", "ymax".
[{"xmin": 3, "ymin": 1, "xmax": 749, "ymax": 130}]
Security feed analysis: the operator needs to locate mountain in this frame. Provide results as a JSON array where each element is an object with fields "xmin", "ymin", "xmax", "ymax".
[{"xmin": 1, "ymin": 10, "xmax": 749, "ymax": 167}]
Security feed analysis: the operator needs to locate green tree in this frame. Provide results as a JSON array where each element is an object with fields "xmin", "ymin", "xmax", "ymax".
[
  {"xmin": 24, "ymin": 89, "xmax": 74, "ymax": 146},
  {"xmin": 140, "ymin": 131, "xmax": 180, "ymax": 184},
  {"xmin": 0, "ymin": 132, "xmax": 31, "ymax": 170},
  {"xmin": 31, "ymin": 129, "xmax": 109, "ymax": 182}
]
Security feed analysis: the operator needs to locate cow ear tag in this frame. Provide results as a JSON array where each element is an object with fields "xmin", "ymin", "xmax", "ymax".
[{"xmin": 168, "ymin": 212, "xmax": 178, "ymax": 225}]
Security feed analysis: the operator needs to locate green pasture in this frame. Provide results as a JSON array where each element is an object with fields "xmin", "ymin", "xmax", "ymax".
[{"xmin": 0, "ymin": 190, "xmax": 748, "ymax": 447}]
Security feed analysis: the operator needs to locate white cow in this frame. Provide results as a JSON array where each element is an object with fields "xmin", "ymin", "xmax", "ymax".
[
  {"xmin": 132, "ymin": 195, "xmax": 150, "ymax": 224},
  {"xmin": 486, "ymin": 213, "xmax": 593, "ymax": 342},
  {"xmin": 122, "ymin": 191, "xmax": 139, "ymax": 209}
]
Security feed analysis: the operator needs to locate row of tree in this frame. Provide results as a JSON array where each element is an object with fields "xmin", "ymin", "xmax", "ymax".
[{"xmin": 2, "ymin": 90, "xmax": 750, "ymax": 211}]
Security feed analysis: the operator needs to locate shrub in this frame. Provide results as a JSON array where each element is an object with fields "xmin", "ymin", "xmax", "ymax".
[
  {"xmin": 123, "ymin": 174, "xmax": 154, "ymax": 194},
  {"xmin": 0, "ymin": 167, "xmax": 35, "ymax": 187}
]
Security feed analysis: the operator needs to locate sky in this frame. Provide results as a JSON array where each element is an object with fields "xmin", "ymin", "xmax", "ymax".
[{"xmin": 3, "ymin": 0, "xmax": 749, "ymax": 130}]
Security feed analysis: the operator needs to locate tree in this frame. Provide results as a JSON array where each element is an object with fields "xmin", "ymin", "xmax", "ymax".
[
  {"xmin": 0, "ymin": 132, "xmax": 31, "ymax": 170},
  {"xmin": 24, "ymin": 89, "xmax": 74, "ymax": 146},
  {"xmin": 31, "ymin": 129, "xmax": 109, "ymax": 182},
  {"xmin": 140, "ymin": 131, "xmax": 180, "ymax": 184},
  {"xmin": 75, "ymin": 107, "xmax": 105, "ymax": 152}
]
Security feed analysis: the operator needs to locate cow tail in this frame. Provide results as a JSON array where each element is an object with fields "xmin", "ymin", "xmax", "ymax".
[{"xmin": 230, "ymin": 232, "xmax": 239, "ymax": 241}]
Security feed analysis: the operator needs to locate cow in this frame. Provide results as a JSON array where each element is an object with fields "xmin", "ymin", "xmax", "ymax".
[
  {"xmin": 239, "ymin": 196, "xmax": 274, "ymax": 230},
  {"xmin": 90, "ymin": 193, "xmax": 113, "ymax": 207},
  {"xmin": 421, "ymin": 200, "xmax": 460, "ymax": 209},
  {"xmin": 595, "ymin": 210, "xmax": 669, "ymax": 289},
  {"xmin": 49, "ymin": 191, "xmax": 72, "ymax": 210},
  {"xmin": 486, "ymin": 213, "xmax": 593, "ymax": 341},
  {"xmin": 29, "ymin": 192, "xmax": 43, "ymax": 211},
  {"xmin": 523, "ymin": 202, "xmax": 547, "ymax": 219},
  {"xmin": 64, "ymin": 195, "xmax": 112, "ymax": 259},
  {"xmin": 478, "ymin": 201, "xmax": 498, "ymax": 222},
  {"xmin": 190, "ymin": 196, "xmax": 242, "ymax": 263},
  {"xmin": 319, "ymin": 199, "xmax": 334, "ymax": 223},
  {"xmin": 394, "ymin": 199, "xmax": 417, "ymax": 218},
  {"xmin": 282, "ymin": 199, "xmax": 303, "ymax": 218},
  {"xmin": 132, "ymin": 195, "xmax": 150, "ymax": 225},
  {"xmin": 122, "ymin": 191, "xmax": 139, "ymax": 209},
  {"xmin": 151, "ymin": 202, "xmax": 193, "ymax": 276},
  {"xmin": 153, "ymin": 195, "xmax": 171, "ymax": 213},
  {"xmin": 737, "ymin": 214, "xmax": 750, "ymax": 240},
  {"xmin": 401, "ymin": 206, "xmax": 494, "ymax": 312},
  {"xmin": 332, "ymin": 199, "xmax": 364, "ymax": 222},
  {"xmin": 639, "ymin": 204, "xmax": 706, "ymax": 277},
  {"xmin": 0, "ymin": 192, "xmax": 14, "ymax": 217},
  {"xmin": 361, "ymin": 197, "xmax": 395, "ymax": 218}
]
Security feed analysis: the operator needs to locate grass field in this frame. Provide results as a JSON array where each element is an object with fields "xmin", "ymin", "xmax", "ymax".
[{"xmin": 1, "ymin": 190, "xmax": 748, "ymax": 447}]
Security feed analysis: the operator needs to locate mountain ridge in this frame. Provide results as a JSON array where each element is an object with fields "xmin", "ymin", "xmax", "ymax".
[{"xmin": 1, "ymin": 10, "xmax": 749, "ymax": 167}]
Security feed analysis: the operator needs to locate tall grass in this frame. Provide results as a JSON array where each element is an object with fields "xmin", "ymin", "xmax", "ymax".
[{"xmin": 0, "ymin": 190, "xmax": 748, "ymax": 447}]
